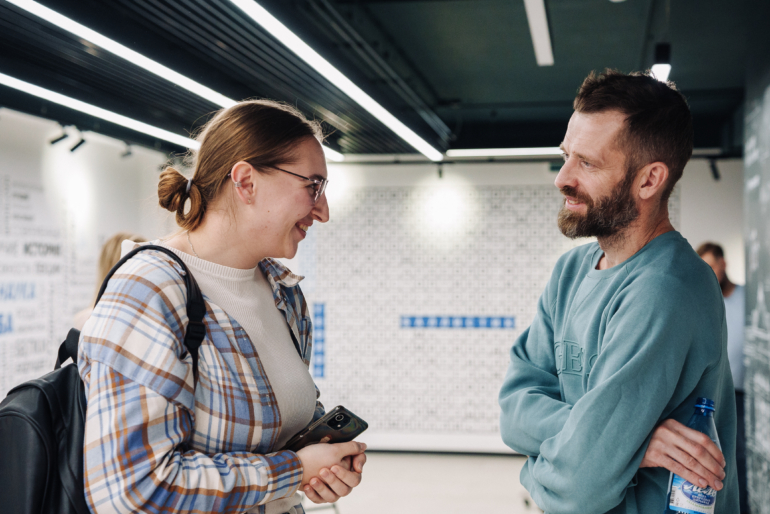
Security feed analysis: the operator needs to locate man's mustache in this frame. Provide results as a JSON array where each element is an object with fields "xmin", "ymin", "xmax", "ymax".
[{"xmin": 560, "ymin": 186, "xmax": 594, "ymax": 208}]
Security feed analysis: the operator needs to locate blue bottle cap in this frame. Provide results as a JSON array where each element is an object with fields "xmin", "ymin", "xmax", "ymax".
[{"xmin": 695, "ymin": 397, "xmax": 715, "ymax": 411}]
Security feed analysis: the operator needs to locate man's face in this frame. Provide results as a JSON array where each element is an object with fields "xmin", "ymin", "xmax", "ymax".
[
  {"xmin": 700, "ymin": 252, "xmax": 727, "ymax": 284},
  {"xmin": 555, "ymin": 111, "xmax": 640, "ymax": 240}
]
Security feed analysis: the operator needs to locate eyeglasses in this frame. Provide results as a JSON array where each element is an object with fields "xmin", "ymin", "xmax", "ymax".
[
  {"xmin": 271, "ymin": 166, "xmax": 328, "ymax": 204},
  {"xmin": 230, "ymin": 165, "xmax": 329, "ymax": 204}
]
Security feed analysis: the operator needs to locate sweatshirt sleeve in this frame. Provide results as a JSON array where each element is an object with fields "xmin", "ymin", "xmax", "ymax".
[
  {"xmin": 78, "ymin": 251, "xmax": 303, "ymax": 514},
  {"xmin": 499, "ymin": 273, "xmax": 572, "ymax": 457},
  {"xmin": 519, "ymin": 276, "xmax": 708, "ymax": 514}
]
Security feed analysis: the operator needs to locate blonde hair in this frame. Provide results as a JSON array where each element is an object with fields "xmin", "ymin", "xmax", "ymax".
[
  {"xmin": 157, "ymin": 99, "xmax": 323, "ymax": 231},
  {"xmin": 92, "ymin": 232, "xmax": 146, "ymax": 304}
]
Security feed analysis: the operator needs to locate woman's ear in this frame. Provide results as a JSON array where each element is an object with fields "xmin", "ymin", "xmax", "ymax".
[{"xmin": 230, "ymin": 161, "xmax": 257, "ymax": 205}]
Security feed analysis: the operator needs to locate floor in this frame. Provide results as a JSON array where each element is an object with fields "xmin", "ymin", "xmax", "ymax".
[{"xmin": 301, "ymin": 452, "xmax": 542, "ymax": 514}]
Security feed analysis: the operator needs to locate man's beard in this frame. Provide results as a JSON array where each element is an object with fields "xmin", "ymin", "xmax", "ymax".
[{"xmin": 557, "ymin": 170, "xmax": 640, "ymax": 241}]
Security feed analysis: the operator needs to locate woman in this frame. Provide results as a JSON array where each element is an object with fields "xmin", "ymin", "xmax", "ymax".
[{"xmin": 78, "ymin": 100, "xmax": 366, "ymax": 514}]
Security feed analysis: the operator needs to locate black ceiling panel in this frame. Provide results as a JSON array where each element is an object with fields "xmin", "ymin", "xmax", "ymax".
[{"xmin": 0, "ymin": 0, "xmax": 751, "ymax": 155}]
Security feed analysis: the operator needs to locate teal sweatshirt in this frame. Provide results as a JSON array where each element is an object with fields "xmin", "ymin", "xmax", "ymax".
[{"xmin": 499, "ymin": 231, "xmax": 738, "ymax": 514}]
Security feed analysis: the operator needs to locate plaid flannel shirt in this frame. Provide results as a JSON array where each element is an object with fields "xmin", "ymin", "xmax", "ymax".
[{"xmin": 78, "ymin": 249, "xmax": 324, "ymax": 514}]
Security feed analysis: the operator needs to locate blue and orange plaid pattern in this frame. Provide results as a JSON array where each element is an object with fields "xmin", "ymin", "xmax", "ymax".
[{"xmin": 78, "ymin": 249, "xmax": 323, "ymax": 514}]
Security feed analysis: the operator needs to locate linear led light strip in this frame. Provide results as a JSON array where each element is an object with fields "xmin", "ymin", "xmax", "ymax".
[
  {"xmin": 227, "ymin": 0, "xmax": 443, "ymax": 161},
  {"xmin": 446, "ymin": 147, "xmax": 562, "ymax": 158},
  {"xmin": 0, "ymin": 72, "xmax": 200, "ymax": 149},
  {"xmin": 5, "ymin": 0, "xmax": 343, "ymax": 161},
  {"xmin": 6, "ymin": 0, "xmax": 236, "ymax": 109},
  {"xmin": 7, "ymin": 0, "xmax": 436, "ymax": 162},
  {"xmin": 523, "ymin": 0, "xmax": 554, "ymax": 66}
]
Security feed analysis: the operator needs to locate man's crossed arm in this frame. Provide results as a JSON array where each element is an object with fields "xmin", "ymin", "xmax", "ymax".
[{"xmin": 499, "ymin": 279, "xmax": 726, "ymax": 513}]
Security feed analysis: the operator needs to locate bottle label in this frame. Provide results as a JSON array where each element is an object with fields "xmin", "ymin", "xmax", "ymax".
[{"xmin": 668, "ymin": 475, "xmax": 717, "ymax": 514}]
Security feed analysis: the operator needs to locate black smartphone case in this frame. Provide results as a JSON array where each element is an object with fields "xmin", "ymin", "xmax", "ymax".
[{"xmin": 283, "ymin": 406, "xmax": 368, "ymax": 452}]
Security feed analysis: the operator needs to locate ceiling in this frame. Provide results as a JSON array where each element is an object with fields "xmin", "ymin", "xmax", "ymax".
[{"xmin": 0, "ymin": 0, "xmax": 749, "ymax": 157}]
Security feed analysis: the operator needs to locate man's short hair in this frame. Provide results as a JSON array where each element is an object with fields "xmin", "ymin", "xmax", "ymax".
[
  {"xmin": 573, "ymin": 69, "xmax": 694, "ymax": 202},
  {"xmin": 696, "ymin": 242, "xmax": 724, "ymax": 259}
]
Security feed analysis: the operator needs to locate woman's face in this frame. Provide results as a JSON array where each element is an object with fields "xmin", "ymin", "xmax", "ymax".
[{"xmin": 247, "ymin": 137, "xmax": 329, "ymax": 259}]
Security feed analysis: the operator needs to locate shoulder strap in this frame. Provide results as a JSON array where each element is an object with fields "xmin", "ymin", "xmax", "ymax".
[{"xmin": 57, "ymin": 245, "xmax": 206, "ymax": 375}]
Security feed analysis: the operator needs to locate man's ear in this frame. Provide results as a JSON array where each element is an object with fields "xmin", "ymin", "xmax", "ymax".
[{"xmin": 637, "ymin": 161, "xmax": 670, "ymax": 201}]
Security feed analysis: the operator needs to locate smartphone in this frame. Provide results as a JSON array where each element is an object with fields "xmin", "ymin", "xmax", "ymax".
[{"xmin": 283, "ymin": 406, "xmax": 368, "ymax": 452}]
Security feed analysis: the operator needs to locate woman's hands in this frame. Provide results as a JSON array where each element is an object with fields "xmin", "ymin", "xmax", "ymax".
[{"xmin": 296, "ymin": 441, "xmax": 367, "ymax": 504}]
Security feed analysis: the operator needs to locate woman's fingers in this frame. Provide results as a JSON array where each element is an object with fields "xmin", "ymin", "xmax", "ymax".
[
  {"xmin": 330, "ymin": 463, "xmax": 363, "ymax": 489},
  {"xmin": 320, "ymin": 466, "xmax": 355, "ymax": 496},
  {"xmin": 351, "ymin": 452, "xmax": 367, "ymax": 473},
  {"xmin": 307, "ymin": 473, "xmax": 345, "ymax": 502},
  {"xmin": 332, "ymin": 441, "xmax": 367, "ymax": 460},
  {"xmin": 303, "ymin": 484, "xmax": 326, "ymax": 504}
]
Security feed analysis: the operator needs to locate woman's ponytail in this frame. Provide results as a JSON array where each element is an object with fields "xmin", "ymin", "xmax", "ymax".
[{"xmin": 157, "ymin": 166, "xmax": 206, "ymax": 231}]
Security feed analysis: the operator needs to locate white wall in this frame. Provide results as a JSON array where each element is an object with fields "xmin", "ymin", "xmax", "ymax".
[
  {"xmin": 0, "ymin": 105, "xmax": 744, "ymax": 418},
  {"xmin": 314, "ymin": 157, "xmax": 743, "ymax": 282},
  {"xmin": 0, "ymin": 108, "xmax": 171, "ymax": 395},
  {"xmin": 678, "ymin": 158, "xmax": 745, "ymax": 284}
]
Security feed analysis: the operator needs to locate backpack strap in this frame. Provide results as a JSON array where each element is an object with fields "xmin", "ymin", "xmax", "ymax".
[
  {"xmin": 56, "ymin": 245, "xmax": 206, "ymax": 375},
  {"xmin": 56, "ymin": 328, "xmax": 81, "ymax": 369}
]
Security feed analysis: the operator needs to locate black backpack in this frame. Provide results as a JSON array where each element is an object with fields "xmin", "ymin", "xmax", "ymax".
[{"xmin": 0, "ymin": 245, "xmax": 206, "ymax": 514}]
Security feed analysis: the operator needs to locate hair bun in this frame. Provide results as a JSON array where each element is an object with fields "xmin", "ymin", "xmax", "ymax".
[{"xmin": 157, "ymin": 166, "xmax": 188, "ymax": 214}]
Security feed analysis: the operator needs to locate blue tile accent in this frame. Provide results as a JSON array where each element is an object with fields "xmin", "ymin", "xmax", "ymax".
[
  {"xmin": 313, "ymin": 303, "xmax": 325, "ymax": 378},
  {"xmin": 400, "ymin": 315, "xmax": 515, "ymax": 329}
]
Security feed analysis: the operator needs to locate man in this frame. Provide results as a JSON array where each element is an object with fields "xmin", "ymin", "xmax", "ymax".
[
  {"xmin": 697, "ymin": 242, "xmax": 748, "ymax": 514},
  {"xmin": 499, "ymin": 70, "xmax": 738, "ymax": 513}
]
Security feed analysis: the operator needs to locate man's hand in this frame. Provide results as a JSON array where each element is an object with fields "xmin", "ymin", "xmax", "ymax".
[{"xmin": 641, "ymin": 419, "xmax": 725, "ymax": 491}]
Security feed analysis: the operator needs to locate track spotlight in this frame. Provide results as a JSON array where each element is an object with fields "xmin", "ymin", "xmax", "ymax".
[
  {"xmin": 651, "ymin": 43, "xmax": 671, "ymax": 82},
  {"xmin": 49, "ymin": 130, "xmax": 68, "ymax": 145},
  {"xmin": 70, "ymin": 137, "xmax": 86, "ymax": 152}
]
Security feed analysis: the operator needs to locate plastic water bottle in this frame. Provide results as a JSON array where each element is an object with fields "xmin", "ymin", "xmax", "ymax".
[{"xmin": 663, "ymin": 397, "xmax": 720, "ymax": 513}]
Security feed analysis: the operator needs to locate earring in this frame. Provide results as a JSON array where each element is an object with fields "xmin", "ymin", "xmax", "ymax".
[
  {"xmin": 247, "ymin": 199, "xmax": 251, "ymax": 204},
  {"xmin": 234, "ymin": 181, "xmax": 242, "ymax": 188}
]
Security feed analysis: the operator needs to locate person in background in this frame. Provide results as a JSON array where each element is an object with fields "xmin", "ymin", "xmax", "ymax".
[
  {"xmin": 498, "ymin": 69, "xmax": 738, "ymax": 513},
  {"xmin": 72, "ymin": 231, "xmax": 146, "ymax": 330},
  {"xmin": 697, "ymin": 242, "xmax": 748, "ymax": 514},
  {"xmin": 78, "ymin": 99, "xmax": 365, "ymax": 514}
]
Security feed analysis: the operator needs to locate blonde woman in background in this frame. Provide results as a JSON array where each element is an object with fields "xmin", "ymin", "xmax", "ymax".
[
  {"xmin": 72, "ymin": 231, "xmax": 146, "ymax": 330},
  {"xmin": 77, "ymin": 100, "xmax": 366, "ymax": 514}
]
